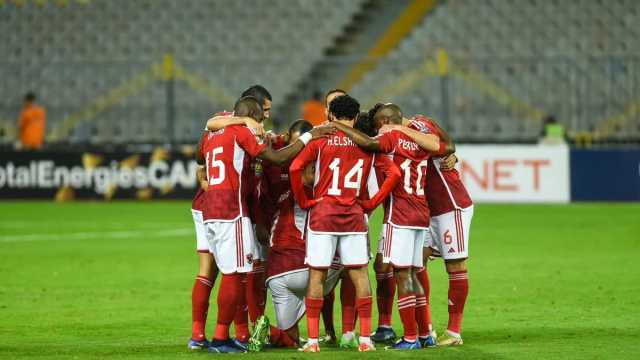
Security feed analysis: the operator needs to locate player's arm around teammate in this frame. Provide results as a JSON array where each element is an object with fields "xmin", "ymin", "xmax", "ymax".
[
  {"xmin": 206, "ymin": 115, "xmax": 265, "ymax": 137},
  {"xmin": 289, "ymin": 95, "xmax": 401, "ymax": 352}
]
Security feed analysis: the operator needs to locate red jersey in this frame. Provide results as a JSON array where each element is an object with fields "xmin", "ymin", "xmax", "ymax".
[
  {"xmin": 258, "ymin": 135, "xmax": 289, "ymax": 230},
  {"xmin": 191, "ymin": 131, "xmax": 209, "ymax": 211},
  {"xmin": 377, "ymin": 129, "xmax": 431, "ymax": 228},
  {"xmin": 192, "ymin": 112, "xmax": 233, "ymax": 212},
  {"xmin": 290, "ymin": 130, "xmax": 397, "ymax": 234},
  {"xmin": 266, "ymin": 188, "xmax": 309, "ymax": 280},
  {"xmin": 412, "ymin": 115, "xmax": 473, "ymax": 216},
  {"xmin": 199, "ymin": 125, "xmax": 266, "ymax": 222}
]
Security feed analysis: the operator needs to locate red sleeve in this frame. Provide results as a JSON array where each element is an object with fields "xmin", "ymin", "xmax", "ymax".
[
  {"xmin": 289, "ymin": 140, "xmax": 320, "ymax": 209},
  {"xmin": 410, "ymin": 115, "xmax": 439, "ymax": 136},
  {"xmin": 235, "ymin": 126, "xmax": 267, "ymax": 158},
  {"xmin": 376, "ymin": 131, "xmax": 396, "ymax": 153},
  {"xmin": 197, "ymin": 131, "xmax": 208, "ymax": 164},
  {"xmin": 364, "ymin": 154, "xmax": 401, "ymax": 210}
]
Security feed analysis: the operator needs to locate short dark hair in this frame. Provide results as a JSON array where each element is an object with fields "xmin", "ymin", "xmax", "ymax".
[
  {"xmin": 241, "ymin": 85, "xmax": 272, "ymax": 107},
  {"xmin": 288, "ymin": 119, "xmax": 313, "ymax": 135},
  {"xmin": 354, "ymin": 112, "xmax": 377, "ymax": 137},
  {"xmin": 24, "ymin": 92, "xmax": 36, "ymax": 102},
  {"xmin": 324, "ymin": 88, "xmax": 346, "ymax": 105},
  {"xmin": 329, "ymin": 95, "xmax": 360, "ymax": 121},
  {"xmin": 234, "ymin": 96, "xmax": 263, "ymax": 121},
  {"xmin": 367, "ymin": 103, "xmax": 384, "ymax": 122}
]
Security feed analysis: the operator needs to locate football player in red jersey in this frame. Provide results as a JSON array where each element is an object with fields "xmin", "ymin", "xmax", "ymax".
[
  {"xmin": 381, "ymin": 115, "xmax": 472, "ymax": 346},
  {"xmin": 204, "ymin": 86, "xmax": 273, "ymax": 344},
  {"xmin": 199, "ymin": 96, "xmax": 332, "ymax": 353},
  {"xmin": 246, "ymin": 120, "xmax": 344, "ymax": 352},
  {"xmin": 330, "ymin": 104, "xmax": 450, "ymax": 350},
  {"xmin": 290, "ymin": 95, "xmax": 401, "ymax": 353},
  {"xmin": 188, "ymin": 143, "xmax": 219, "ymax": 350},
  {"xmin": 189, "ymin": 85, "xmax": 270, "ymax": 351},
  {"xmin": 318, "ymin": 88, "xmax": 346, "ymax": 345}
]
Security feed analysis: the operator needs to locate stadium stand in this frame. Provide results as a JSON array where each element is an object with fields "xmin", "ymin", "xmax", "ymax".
[
  {"xmin": 0, "ymin": 0, "xmax": 365, "ymax": 144},
  {"xmin": 350, "ymin": 0, "xmax": 640, "ymax": 142}
]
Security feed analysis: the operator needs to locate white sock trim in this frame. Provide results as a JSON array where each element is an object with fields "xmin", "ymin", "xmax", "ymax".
[{"xmin": 446, "ymin": 330, "xmax": 461, "ymax": 338}]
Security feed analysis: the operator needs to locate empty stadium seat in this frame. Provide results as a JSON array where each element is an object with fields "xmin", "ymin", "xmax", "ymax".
[
  {"xmin": 350, "ymin": 0, "xmax": 640, "ymax": 141},
  {"xmin": 0, "ymin": 0, "xmax": 365, "ymax": 143}
]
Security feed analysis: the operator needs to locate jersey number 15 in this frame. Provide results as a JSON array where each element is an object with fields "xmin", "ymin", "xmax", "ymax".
[{"xmin": 205, "ymin": 147, "xmax": 225, "ymax": 185}]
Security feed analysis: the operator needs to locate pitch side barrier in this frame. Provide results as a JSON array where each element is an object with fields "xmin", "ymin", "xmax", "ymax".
[
  {"xmin": 0, "ymin": 146, "xmax": 637, "ymax": 201},
  {"xmin": 0, "ymin": 149, "xmax": 199, "ymax": 200},
  {"xmin": 570, "ymin": 148, "xmax": 640, "ymax": 201}
]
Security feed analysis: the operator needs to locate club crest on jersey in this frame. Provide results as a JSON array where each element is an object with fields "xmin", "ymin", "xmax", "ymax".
[
  {"xmin": 246, "ymin": 254, "xmax": 254, "ymax": 264},
  {"xmin": 253, "ymin": 161, "xmax": 263, "ymax": 177}
]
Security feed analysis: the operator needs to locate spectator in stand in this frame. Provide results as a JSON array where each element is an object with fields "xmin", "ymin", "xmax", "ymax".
[
  {"xmin": 17, "ymin": 92, "xmax": 46, "ymax": 150},
  {"xmin": 301, "ymin": 90, "xmax": 326, "ymax": 126}
]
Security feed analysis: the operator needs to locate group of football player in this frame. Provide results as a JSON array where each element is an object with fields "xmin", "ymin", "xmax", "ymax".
[{"xmin": 188, "ymin": 84, "xmax": 473, "ymax": 353}]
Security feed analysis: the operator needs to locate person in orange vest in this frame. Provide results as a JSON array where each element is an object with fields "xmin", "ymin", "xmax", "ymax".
[
  {"xmin": 301, "ymin": 90, "xmax": 326, "ymax": 126},
  {"xmin": 17, "ymin": 92, "xmax": 46, "ymax": 150}
]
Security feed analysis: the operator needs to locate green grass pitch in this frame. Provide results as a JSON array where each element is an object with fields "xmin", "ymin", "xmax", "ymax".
[{"xmin": 1, "ymin": 201, "xmax": 639, "ymax": 359}]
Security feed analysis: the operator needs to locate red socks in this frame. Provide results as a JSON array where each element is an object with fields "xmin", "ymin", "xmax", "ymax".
[
  {"xmin": 415, "ymin": 295, "xmax": 430, "ymax": 337},
  {"xmin": 397, "ymin": 294, "xmax": 417, "ymax": 341},
  {"xmin": 191, "ymin": 275, "xmax": 214, "ymax": 340},
  {"xmin": 305, "ymin": 297, "xmax": 324, "ymax": 340},
  {"xmin": 233, "ymin": 275, "xmax": 249, "ymax": 342},
  {"xmin": 447, "ymin": 270, "xmax": 469, "ymax": 334},
  {"xmin": 321, "ymin": 289, "xmax": 336, "ymax": 335},
  {"xmin": 355, "ymin": 296, "xmax": 373, "ymax": 337},
  {"xmin": 269, "ymin": 326, "xmax": 297, "ymax": 348},
  {"xmin": 247, "ymin": 261, "xmax": 266, "ymax": 323},
  {"xmin": 375, "ymin": 270, "xmax": 395, "ymax": 327},
  {"xmin": 213, "ymin": 273, "xmax": 243, "ymax": 341},
  {"xmin": 414, "ymin": 267, "xmax": 432, "ymax": 336},
  {"xmin": 340, "ymin": 276, "xmax": 357, "ymax": 333}
]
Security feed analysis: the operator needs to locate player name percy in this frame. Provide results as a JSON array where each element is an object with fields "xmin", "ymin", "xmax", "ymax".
[{"xmin": 0, "ymin": 160, "xmax": 198, "ymax": 194}]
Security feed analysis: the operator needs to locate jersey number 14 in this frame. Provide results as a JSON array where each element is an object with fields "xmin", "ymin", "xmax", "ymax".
[{"xmin": 327, "ymin": 158, "xmax": 364, "ymax": 196}]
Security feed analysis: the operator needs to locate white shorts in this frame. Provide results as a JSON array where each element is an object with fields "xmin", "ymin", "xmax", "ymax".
[
  {"xmin": 205, "ymin": 217, "xmax": 256, "ymax": 274},
  {"xmin": 428, "ymin": 206, "xmax": 474, "ymax": 260},
  {"xmin": 378, "ymin": 224, "xmax": 425, "ymax": 268},
  {"xmin": 268, "ymin": 269, "xmax": 308, "ymax": 330},
  {"xmin": 191, "ymin": 209, "xmax": 209, "ymax": 253},
  {"xmin": 267, "ymin": 267, "xmax": 343, "ymax": 330},
  {"xmin": 305, "ymin": 230, "xmax": 370, "ymax": 268}
]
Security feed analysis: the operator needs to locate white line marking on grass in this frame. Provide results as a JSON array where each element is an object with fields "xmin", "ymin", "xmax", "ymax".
[{"xmin": 0, "ymin": 228, "xmax": 193, "ymax": 243}]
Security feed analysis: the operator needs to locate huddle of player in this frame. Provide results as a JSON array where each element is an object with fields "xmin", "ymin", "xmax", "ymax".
[{"xmin": 188, "ymin": 85, "xmax": 474, "ymax": 353}]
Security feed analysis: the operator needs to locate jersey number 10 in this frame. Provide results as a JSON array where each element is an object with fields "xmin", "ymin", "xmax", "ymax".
[{"xmin": 400, "ymin": 159, "xmax": 429, "ymax": 195}]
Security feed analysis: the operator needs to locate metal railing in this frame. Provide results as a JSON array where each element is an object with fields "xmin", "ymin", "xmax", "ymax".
[{"xmin": 1, "ymin": 54, "xmax": 639, "ymax": 147}]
